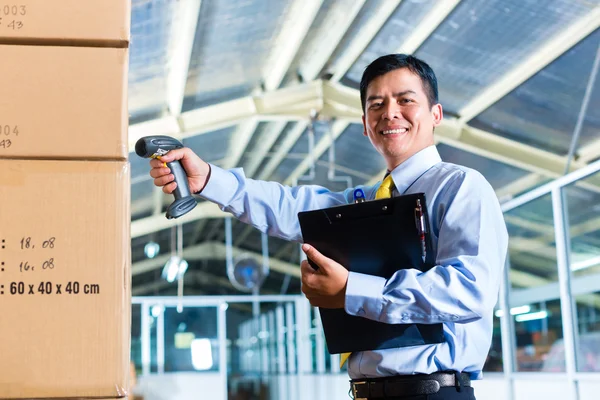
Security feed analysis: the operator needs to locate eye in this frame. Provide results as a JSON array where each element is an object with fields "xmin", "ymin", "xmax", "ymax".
[
  {"xmin": 369, "ymin": 102, "xmax": 383, "ymax": 109},
  {"xmin": 399, "ymin": 98, "xmax": 413, "ymax": 104}
]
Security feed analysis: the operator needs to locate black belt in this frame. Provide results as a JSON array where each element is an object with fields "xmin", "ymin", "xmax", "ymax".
[{"xmin": 350, "ymin": 371, "xmax": 471, "ymax": 399}]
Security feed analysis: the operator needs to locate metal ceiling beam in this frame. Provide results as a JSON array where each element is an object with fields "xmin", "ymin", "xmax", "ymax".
[
  {"xmin": 495, "ymin": 174, "xmax": 546, "ymax": 203},
  {"xmin": 283, "ymin": 119, "xmax": 350, "ymax": 185},
  {"xmin": 263, "ymin": 0, "xmax": 323, "ymax": 91},
  {"xmin": 222, "ymin": 119, "xmax": 260, "ymax": 169},
  {"xmin": 166, "ymin": 0, "xmax": 202, "ymax": 116},
  {"xmin": 395, "ymin": 0, "xmax": 461, "ymax": 55},
  {"xmin": 298, "ymin": 0, "xmax": 366, "ymax": 82},
  {"xmin": 128, "ymin": 82, "xmax": 594, "ymax": 189},
  {"xmin": 449, "ymin": 7, "xmax": 600, "ymax": 198},
  {"xmin": 317, "ymin": 83, "xmax": 598, "ymax": 189},
  {"xmin": 132, "ymin": 270, "xmax": 231, "ymax": 296},
  {"xmin": 234, "ymin": 225, "xmax": 257, "ymax": 248},
  {"xmin": 231, "ymin": 120, "xmax": 290, "ymax": 246},
  {"xmin": 243, "ymin": 121, "xmax": 288, "ymax": 178},
  {"xmin": 188, "ymin": 219, "xmax": 210, "ymax": 247},
  {"xmin": 132, "ymin": 202, "xmax": 225, "ymax": 239},
  {"xmin": 130, "ymin": 81, "xmax": 600, "ymax": 238},
  {"xmin": 578, "ymin": 138, "xmax": 600, "ymax": 164},
  {"xmin": 510, "ymin": 271, "xmax": 600, "ymax": 310},
  {"xmin": 195, "ymin": 119, "xmax": 260, "ymax": 247},
  {"xmin": 132, "ymin": 241, "xmax": 301, "ymax": 278},
  {"xmin": 329, "ymin": 0, "xmax": 402, "ymax": 82},
  {"xmin": 127, "ymin": 81, "xmax": 322, "ymax": 153},
  {"xmin": 257, "ymin": 121, "xmax": 309, "ymax": 180},
  {"xmin": 457, "ymin": 7, "xmax": 600, "ymax": 124}
]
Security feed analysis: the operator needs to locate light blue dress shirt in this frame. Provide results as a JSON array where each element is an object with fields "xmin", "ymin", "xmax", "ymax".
[{"xmin": 200, "ymin": 145, "xmax": 508, "ymax": 380}]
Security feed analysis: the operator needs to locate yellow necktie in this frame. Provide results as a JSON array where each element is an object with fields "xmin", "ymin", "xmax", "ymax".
[{"xmin": 340, "ymin": 175, "xmax": 395, "ymax": 368}]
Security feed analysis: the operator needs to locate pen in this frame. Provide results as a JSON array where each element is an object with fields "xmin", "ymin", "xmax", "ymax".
[
  {"xmin": 353, "ymin": 188, "xmax": 366, "ymax": 203},
  {"xmin": 415, "ymin": 199, "xmax": 426, "ymax": 263}
]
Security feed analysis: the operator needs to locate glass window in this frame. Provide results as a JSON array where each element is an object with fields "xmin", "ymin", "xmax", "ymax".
[
  {"xmin": 163, "ymin": 306, "xmax": 219, "ymax": 372},
  {"xmin": 564, "ymin": 172, "xmax": 600, "ymax": 372},
  {"xmin": 564, "ymin": 174, "xmax": 600, "ymax": 278},
  {"xmin": 149, "ymin": 304, "xmax": 160, "ymax": 373},
  {"xmin": 226, "ymin": 301, "xmax": 297, "ymax": 399},
  {"xmin": 530, "ymin": 300, "xmax": 564, "ymax": 372},
  {"xmin": 574, "ymin": 294, "xmax": 600, "ymax": 372},
  {"xmin": 505, "ymin": 194, "xmax": 565, "ymax": 371},
  {"xmin": 484, "ymin": 300, "xmax": 503, "ymax": 372},
  {"xmin": 131, "ymin": 304, "xmax": 142, "ymax": 374}
]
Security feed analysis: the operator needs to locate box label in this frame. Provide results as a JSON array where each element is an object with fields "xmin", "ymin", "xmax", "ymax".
[
  {"xmin": 0, "ymin": 124, "xmax": 19, "ymax": 150},
  {"xmin": 0, "ymin": 4, "xmax": 26, "ymax": 31},
  {"xmin": 0, "ymin": 236, "xmax": 102, "ymax": 297}
]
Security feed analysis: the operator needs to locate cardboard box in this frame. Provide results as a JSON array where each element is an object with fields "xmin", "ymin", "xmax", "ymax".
[
  {"xmin": 0, "ymin": 159, "xmax": 131, "ymax": 399},
  {"xmin": 0, "ymin": 45, "xmax": 128, "ymax": 160},
  {"xmin": 0, "ymin": 0, "xmax": 130, "ymax": 43}
]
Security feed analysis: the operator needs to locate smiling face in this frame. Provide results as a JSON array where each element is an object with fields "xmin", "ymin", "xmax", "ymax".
[{"xmin": 362, "ymin": 67, "xmax": 443, "ymax": 171}]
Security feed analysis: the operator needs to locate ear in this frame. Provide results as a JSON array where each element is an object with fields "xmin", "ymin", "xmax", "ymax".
[
  {"xmin": 431, "ymin": 103, "xmax": 443, "ymax": 128},
  {"xmin": 362, "ymin": 115, "xmax": 367, "ymax": 137}
]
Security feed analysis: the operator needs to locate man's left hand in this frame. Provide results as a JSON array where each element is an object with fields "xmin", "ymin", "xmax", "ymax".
[{"xmin": 300, "ymin": 244, "xmax": 349, "ymax": 309}]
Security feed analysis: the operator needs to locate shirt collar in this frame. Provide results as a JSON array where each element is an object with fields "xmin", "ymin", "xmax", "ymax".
[{"xmin": 388, "ymin": 145, "xmax": 442, "ymax": 194}]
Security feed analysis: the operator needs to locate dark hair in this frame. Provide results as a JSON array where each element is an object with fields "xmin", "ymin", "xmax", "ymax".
[{"xmin": 359, "ymin": 54, "xmax": 439, "ymax": 111}]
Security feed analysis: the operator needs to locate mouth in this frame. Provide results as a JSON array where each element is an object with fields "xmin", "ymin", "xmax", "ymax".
[{"xmin": 380, "ymin": 128, "xmax": 408, "ymax": 135}]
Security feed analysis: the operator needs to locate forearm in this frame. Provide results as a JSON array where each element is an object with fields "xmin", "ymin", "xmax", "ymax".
[{"xmin": 345, "ymin": 257, "xmax": 499, "ymax": 325}]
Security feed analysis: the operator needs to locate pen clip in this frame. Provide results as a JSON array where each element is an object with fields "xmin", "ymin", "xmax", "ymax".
[
  {"xmin": 353, "ymin": 188, "xmax": 366, "ymax": 203},
  {"xmin": 415, "ymin": 198, "xmax": 427, "ymax": 264},
  {"xmin": 415, "ymin": 199, "xmax": 425, "ymax": 234}
]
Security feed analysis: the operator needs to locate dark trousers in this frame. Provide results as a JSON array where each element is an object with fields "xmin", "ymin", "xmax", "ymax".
[{"xmin": 367, "ymin": 386, "xmax": 476, "ymax": 400}]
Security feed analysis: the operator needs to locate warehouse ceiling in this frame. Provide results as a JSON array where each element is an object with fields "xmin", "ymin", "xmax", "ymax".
[{"xmin": 127, "ymin": 0, "xmax": 600, "ymax": 298}]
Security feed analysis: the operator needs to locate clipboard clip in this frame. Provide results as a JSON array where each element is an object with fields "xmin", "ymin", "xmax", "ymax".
[{"xmin": 415, "ymin": 199, "xmax": 427, "ymax": 263}]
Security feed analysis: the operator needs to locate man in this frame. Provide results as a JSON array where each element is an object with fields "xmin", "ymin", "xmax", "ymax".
[{"xmin": 149, "ymin": 54, "xmax": 508, "ymax": 400}]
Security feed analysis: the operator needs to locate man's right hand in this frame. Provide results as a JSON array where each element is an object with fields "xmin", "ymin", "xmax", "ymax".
[{"xmin": 149, "ymin": 147, "xmax": 211, "ymax": 194}]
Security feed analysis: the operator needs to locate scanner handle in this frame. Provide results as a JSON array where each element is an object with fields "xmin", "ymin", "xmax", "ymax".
[{"xmin": 167, "ymin": 160, "xmax": 192, "ymax": 199}]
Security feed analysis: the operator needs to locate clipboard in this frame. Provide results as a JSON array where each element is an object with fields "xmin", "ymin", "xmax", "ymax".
[{"xmin": 298, "ymin": 192, "xmax": 445, "ymax": 354}]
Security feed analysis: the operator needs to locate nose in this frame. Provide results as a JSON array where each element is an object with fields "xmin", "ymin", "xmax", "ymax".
[{"xmin": 382, "ymin": 100, "xmax": 400, "ymax": 120}]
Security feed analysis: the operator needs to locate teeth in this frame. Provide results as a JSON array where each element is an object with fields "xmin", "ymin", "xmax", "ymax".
[{"xmin": 382, "ymin": 128, "xmax": 407, "ymax": 135}]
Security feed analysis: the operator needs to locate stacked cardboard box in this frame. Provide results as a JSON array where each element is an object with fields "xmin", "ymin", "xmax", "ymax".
[{"xmin": 0, "ymin": 1, "xmax": 131, "ymax": 399}]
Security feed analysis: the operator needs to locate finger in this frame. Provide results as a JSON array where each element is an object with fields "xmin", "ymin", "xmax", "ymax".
[
  {"xmin": 149, "ymin": 166, "xmax": 171, "ymax": 179},
  {"xmin": 301, "ymin": 283, "xmax": 318, "ymax": 299},
  {"xmin": 162, "ymin": 182, "xmax": 177, "ymax": 194},
  {"xmin": 153, "ymin": 174, "xmax": 175, "ymax": 187},
  {"xmin": 301, "ymin": 282, "xmax": 309, "ymax": 296},
  {"xmin": 300, "ymin": 260, "xmax": 315, "ymax": 276},
  {"xmin": 149, "ymin": 158, "xmax": 167, "ymax": 168},
  {"xmin": 301, "ymin": 244, "xmax": 328, "ymax": 268}
]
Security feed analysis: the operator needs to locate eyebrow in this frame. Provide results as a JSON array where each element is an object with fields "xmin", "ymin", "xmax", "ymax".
[{"xmin": 366, "ymin": 90, "xmax": 417, "ymax": 103}]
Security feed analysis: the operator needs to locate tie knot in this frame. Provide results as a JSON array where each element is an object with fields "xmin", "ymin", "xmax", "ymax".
[
  {"xmin": 375, "ymin": 175, "xmax": 395, "ymax": 199},
  {"xmin": 381, "ymin": 175, "xmax": 394, "ymax": 190}
]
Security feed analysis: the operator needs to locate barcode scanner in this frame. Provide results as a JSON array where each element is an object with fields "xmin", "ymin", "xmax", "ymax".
[{"xmin": 135, "ymin": 135, "xmax": 197, "ymax": 219}]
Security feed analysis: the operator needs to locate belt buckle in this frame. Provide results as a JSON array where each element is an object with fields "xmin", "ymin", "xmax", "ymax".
[{"xmin": 352, "ymin": 380, "xmax": 369, "ymax": 400}]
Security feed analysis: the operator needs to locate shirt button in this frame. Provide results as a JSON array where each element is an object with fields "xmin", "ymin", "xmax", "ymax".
[
  {"xmin": 401, "ymin": 314, "xmax": 409, "ymax": 322},
  {"xmin": 452, "ymin": 315, "xmax": 459, "ymax": 320},
  {"xmin": 357, "ymin": 308, "xmax": 365, "ymax": 316}
]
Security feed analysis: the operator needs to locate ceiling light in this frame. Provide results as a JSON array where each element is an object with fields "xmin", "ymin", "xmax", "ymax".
[
  {"xmin": 515, "ymin": 311, "xmax": 548, "ymax": 322},
  {"xmin": 144, "ymin": 242, "xmax": 160, "ymax": 259},
  {"xmin": 162, "ymin": 256, "xmax": 188, "ymax": 283},
  {"xmin": 494, "ymin": 305, "xmax": 531, "ymax": 317}
]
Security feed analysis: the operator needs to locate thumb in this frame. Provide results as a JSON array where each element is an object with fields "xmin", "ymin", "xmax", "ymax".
[{"xmin": 302, "ymin": 244, "xmax": 326, "ymax": 266}]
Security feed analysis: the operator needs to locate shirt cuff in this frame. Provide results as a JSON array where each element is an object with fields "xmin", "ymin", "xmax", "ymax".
[
  {"xmin": 197, "ymin": 164, "xmax": 239, "ymax": 206},
  {"xmin": 344, "ymin": 271, "xmax": 386, "ymax": 321}
]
